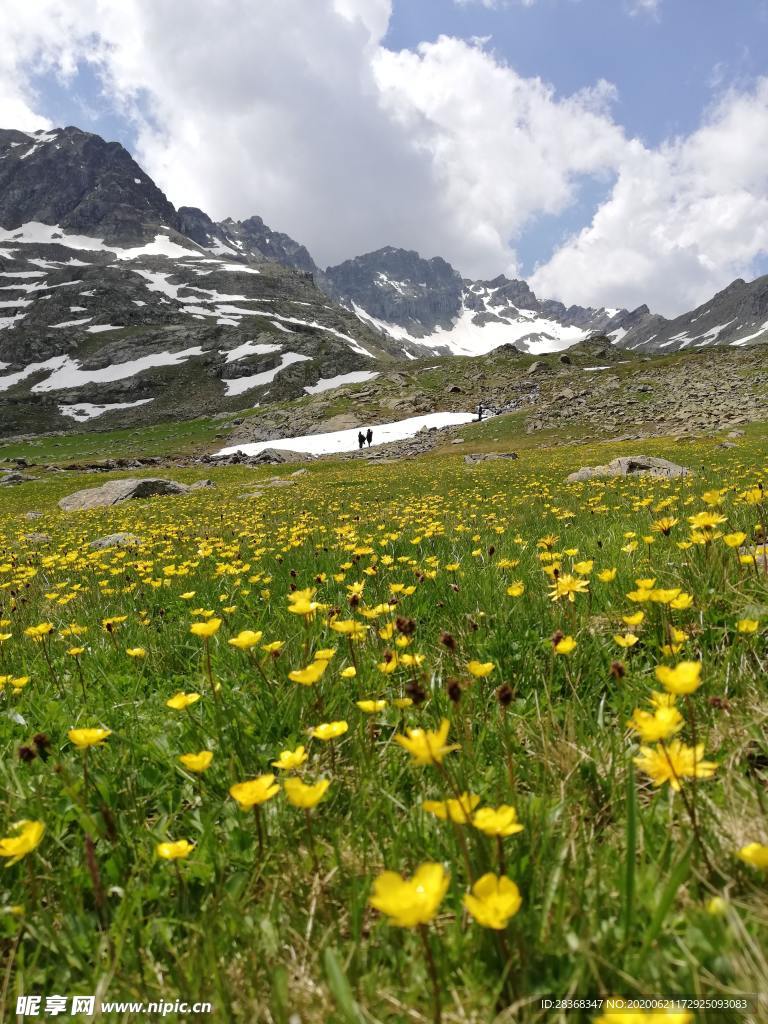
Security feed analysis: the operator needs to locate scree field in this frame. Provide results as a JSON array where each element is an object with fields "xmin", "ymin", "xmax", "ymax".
[{"xmin": 0, "ymin": 431, "xmax": 766, "ymax": 1024}]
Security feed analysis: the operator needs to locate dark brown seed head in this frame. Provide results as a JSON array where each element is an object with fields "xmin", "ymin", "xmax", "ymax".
[{"xmin": 497, "ymin": 683, "xmax": 514, "ymax": 707}]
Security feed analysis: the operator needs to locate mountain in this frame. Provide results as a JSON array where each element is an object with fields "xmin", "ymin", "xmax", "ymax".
[
  {"xmin": 0, "ymin": 127, "xmax": 422, "ymax": 437},
  {"xmin": 0, "ymin": 127, "xmax": 178, "ymax": 244},
  {"xmin": 611, "ymin": 276, "xmax": 768, "ymax": 352},
  {"xmin": 324, "ymin": 247, "xmax": 646, "ymax": 356},
  {"xmin": 1, "ymin": 123, "xmax": 767, "ymax": 441}
]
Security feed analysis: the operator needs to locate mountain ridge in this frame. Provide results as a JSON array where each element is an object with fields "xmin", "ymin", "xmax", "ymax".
[{"xmin": 1, "ymin": 123, "xmax": 766, "ymax": 439}]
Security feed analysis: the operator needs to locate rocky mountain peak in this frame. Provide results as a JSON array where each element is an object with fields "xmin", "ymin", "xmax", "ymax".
[{"xmin": 0, "ymin": 126, "xmax": 178, "ymax": 244}]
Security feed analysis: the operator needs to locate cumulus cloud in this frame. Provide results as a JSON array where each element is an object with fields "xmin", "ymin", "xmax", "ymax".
[
  {"xmin": 0, "ymin": 0, "xmax": 766, "ymax": 315},
  {"xmin": 531, "ymin": 79, "xmax": 768, "ymax": 313}
]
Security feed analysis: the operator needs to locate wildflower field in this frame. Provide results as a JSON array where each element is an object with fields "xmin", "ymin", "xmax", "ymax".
[{"xmin": 0, "ymin": 430, "xmax": 766, "ymax": 1023}]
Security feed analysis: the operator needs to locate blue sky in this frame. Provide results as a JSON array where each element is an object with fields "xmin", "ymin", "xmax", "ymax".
[{"xmin": 3, "ymin": 0, "xmax": 768, "ymax": 313}]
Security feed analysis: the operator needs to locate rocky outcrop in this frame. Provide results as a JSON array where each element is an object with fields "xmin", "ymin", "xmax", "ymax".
[
  {"xmin": 325, "ymin": 247, "xmax": 463, "ymax": 334},
  {"xmin": 0, "ymin": 127, "xmax": 179, "ymax": 244},
  {"xmin": 59, "ymin": 477, "xmax": 214, "ymax": 511},
  {"xmin": 89, "ymin": 532, "xmax": 144, "ymax": 549},
  {"xmin": 566, "ymin": 455, "xmax": 692, "ymax": 483}
]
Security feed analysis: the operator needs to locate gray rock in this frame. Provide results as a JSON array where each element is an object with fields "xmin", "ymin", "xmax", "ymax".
[
  {"xmin": 89, "ymin": 532, "xmax": 143, "ymax": 550},
  {"xmin": 566, "ymin": 455, "xmax": 692, "ymax": 483},
  {"xmin": 24, "ymin": 511, "xmax": 42, "ymax": 520},
  {"xmin": 23, "ymin": 532, "xmax": 51, "ymax": 545},
  {"xmin": 58, "ymin": 477, "xmax": 213, "ymax": 511},
  {"xmin": 464, "ymin": 452, "xmax": 519, "ymax": 464},
  {"xmin": 0, "ymin": 472, "xmax": 33, "ymax": 486}
]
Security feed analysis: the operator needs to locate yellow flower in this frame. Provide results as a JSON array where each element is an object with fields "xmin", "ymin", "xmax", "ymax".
[
  {"xmin": 394, "ymin": 719, "xmax": 460, "ymax": 766},
  {"xmin": 179, "ymin": 591, "xmax": 196, "ymax": 600},
  {"xmin": 549, "ymin": 574, "xmax": 589, "ymax": 602},
  {"xmin": 126, "ymin": 647, "xmax": 146, "ymax": 658},
  {"xmin": 66, "ymin": 647, "xmax": 85, "ymax": 656},
  {"xmin": 622, "ymin": 611, "xmax": 644, "ymax": 626},
  {"xmin": 669, "ymin": 592, "xmax": 694, "ymax": 611},
  {"xmin": 283, "ymin": 777, "xmax": 330, "ymax": 809},
  {"xmin": 724, "ymin": 531, "xmax": 747, "ymax": 548},
  {"xmin": 597, "ymin": 568, "xmax": 617, "ymax": 582},
  {"xmin": 287, "ymin": 589, "xmax": 326, "ymax": 617},
  {"xmin": 166, "ymin": 691, "xmax": 201, "ymax": 710},
  {"xmin": 470, "ymin": 799, "xmax": 526, "ymax": 840},
  {"xmin": 467, "ymin": 660, "xmax": 495, "ymax": 678},
  {"xmin": 369, "ymin": 863, "xmax": 449, "ymax": 928},
  {"xmin": 356, "ymin": 699, "xmax": 387, "ymax": 713},
  {"xmin": 314, "ymin": 648, "xmax": 336, "ymax": 661},
  {"xmin": 506, "ymin": 582, "xmax": 525, "ymax": 597},
  {"xmin": 573, "ymin": 560, "xmax": 593, "ymax": 574},
  {"xmin": 341, "ymin": 666, "xmax": 357, "ymax": 678},
  {"xmin": 654, "ymin": 661, "xmax": 702, "ymax": 695},
  {"xmin": 271, "ymin": 745, "xmax": 308, "ymax": 771},
  {"xmin": 229, "ymin": 775, "xmax": 280, "ymax": 809},
  {"xmin": 228, "ymin": 629, "xmax": 263, "ymax": 650},
  {"xmin": 651, "ymin": 516, "xmax": 679, "ymax": 536},
  {"xmin": 179, "ymin": 751, "xmax": 213, "ymax": 773},
  {"xmin": 0, "ymin": 821, "xmax": 45, "ymax": 867},
  {"xmin": 688, "ymin": 511, "xmax": 727, "ymax": 530},
  {"xmin": 262, "ymin": 640, "xmax": 284, "ymax": 654},
  {"xmin": 554, "ymin": 635, "xmax": 577, "ymax": 655},
  {"xmin": 330, "ymin": 619, "xmax": 368, "ymax": 639},
  {"xmin": 627, "ymin": 705, "xmax": 684, "ymax": 743},
  {"xmin": 738, "ymin": 843, "xmax": 768, "ymax": 870},
  {"xmin": 288, "ymin": 661, "xmax": 328, "ymax": 686},
  {"xmin": 614, "ymin": 633, "xmax": 639, "ymax": 648},
  {"xmin": 422, "ymin": 792, "xmax": 481, "ymax": 824},
  {"xmin": 393, "ymin": 697, "xmax": 413, "ymax": 709},
  {"xmin": 737, "ymin": 619, "xmax": 759, "ymax": 634},
  {"xmin": 68, "ymin": 728, "xmax": 111, "ymax": 749},
  {"xmin": 634, "ymin": 740, "xmax": 717, "ymax": 791},
  {"xmin": 156, "ymin": 840, "xmax": 194, "ymax": 861},
  {"xmin": 310, "ymin": 720, "xmax": 349, "ymax": 741},
  {"xmin": 190, "ymin": 618, "xmax": 222, "ymax": 638},
  {"xmin": 463, "ymin": 873, "xmax": 522, "ymax": 929},
  {"xmin": 24, "ymin": 622, "xmax": 54, "ymax": 639}
]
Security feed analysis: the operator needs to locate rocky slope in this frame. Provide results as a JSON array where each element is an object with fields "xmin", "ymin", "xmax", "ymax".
[
  {"xmin": 0, "ymin": 129, "xmax": 424, "ymax": 438},
  {"xmin": 613, "ymin": 275, "xmax": 768, "ymax": 352},
  {"xmin": 220, "ymin": 337, "xmax": 766, "ymax": 453}
]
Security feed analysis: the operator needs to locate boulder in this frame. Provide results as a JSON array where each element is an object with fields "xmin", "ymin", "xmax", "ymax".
[
  {"xmin": 464, "ymin": 452, "xmax": 519, "ymax": 464},
  {"xmin": 22, "ymin": 532, "xmax": 51, "ymax": 545},
  {"xmin": 89, "ymin": 532, "xmax": 144, "ymax": 550},
  {"xmin": 566, "ymin": 455, "xmax": 692, "ymax": 483},
  {"xmin": 58, "ymin": 477, "xmax": 215, "ymax": 511},
  {"xmin": 0, "ymin": 472, "xmax": 33, "ymax": 486}
]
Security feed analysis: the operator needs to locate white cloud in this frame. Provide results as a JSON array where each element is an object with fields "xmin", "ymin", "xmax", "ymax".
[
  {"xmin": 373, "ymin": 36, "xmax": 626, "ymax": 276},
  {"xmin": 531, "ymin": 79, "xmax": 768, "ymax": 313},
  {"xmin": 0, "ymin": 0, "xmax": 766, "ymax": 317}
]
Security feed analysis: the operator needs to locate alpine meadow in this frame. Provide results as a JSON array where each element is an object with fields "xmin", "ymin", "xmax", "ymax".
[{"xmin": 1, "ymin": 2, "xmax": 768, "ymax": 1023}]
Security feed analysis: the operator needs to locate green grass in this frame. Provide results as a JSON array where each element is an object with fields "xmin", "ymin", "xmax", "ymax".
[{"xmin": 0, "ymin": 436, "xmax": 766, "ymax": 1023}]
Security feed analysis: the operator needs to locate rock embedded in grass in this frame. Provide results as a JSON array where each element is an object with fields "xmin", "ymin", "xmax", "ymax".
[
  {"xmin": 58, "ymin": 477, "xmax": 214, "ymax": 511},
  {"xmin": 566, "ymin": 454, "xmax": 692, "ymax": 482}
]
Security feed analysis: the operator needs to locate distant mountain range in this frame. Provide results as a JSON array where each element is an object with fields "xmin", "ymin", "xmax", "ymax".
[{"xmin": 0, "ymin": 124, "xmax": 766, "ymax": 436}]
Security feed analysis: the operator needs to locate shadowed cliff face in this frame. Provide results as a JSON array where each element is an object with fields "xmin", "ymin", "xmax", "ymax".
[{"xmin": 0, "ymin": 127, "xmax": 179, "ymax": 245}]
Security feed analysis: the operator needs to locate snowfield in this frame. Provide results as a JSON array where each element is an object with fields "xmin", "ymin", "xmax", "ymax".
[{"xmin": 214, "ymin": 411, "xmax": 475, "ymax": 458}]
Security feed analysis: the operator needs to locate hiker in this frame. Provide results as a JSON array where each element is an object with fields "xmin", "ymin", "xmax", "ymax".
[
  {"xmin": 476, "ymin": 402, "xmax": 484, "ymax": 422},
  {"xmin": 366, "ymin": 427, "xmax": 373, "ymax": 447},
  {"xmin": 358, "ymin": 431, "xmax": 365, "ymax": 449}
]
